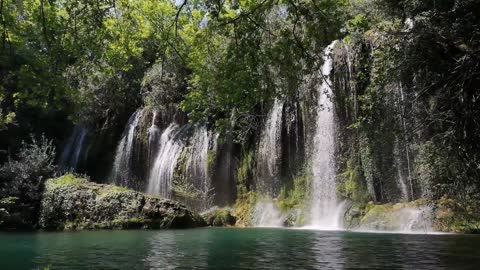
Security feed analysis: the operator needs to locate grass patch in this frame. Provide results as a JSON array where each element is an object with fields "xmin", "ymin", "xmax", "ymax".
[{"xmin": 45, "ymin": 174, "xmax": 88, "ymax": 189}]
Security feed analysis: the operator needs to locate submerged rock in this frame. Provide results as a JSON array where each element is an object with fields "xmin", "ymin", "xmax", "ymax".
[{"xmin": 39, "ymin": 174, "xmax": 206, "ymax": 230}]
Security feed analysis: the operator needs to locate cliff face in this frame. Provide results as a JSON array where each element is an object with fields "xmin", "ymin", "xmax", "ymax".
[
  {"xmin": 38, "ymin": 175, "xmax": 206, "ymax": 230},
  {"xmin": 55, "ymin": 24, "xmax": 480, "ymax": 232}
]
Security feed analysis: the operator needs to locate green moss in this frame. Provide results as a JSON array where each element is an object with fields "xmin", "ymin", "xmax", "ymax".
[
  {"xmin": 236, "ymin": 149, "xmax": 256, "ymax": 197},
  {"xmin": 278, "ymin": 175, "xmax": 311, "ymax": 211},
  {"xmin": 172, "ymin": 180, "xmax": 201, "ymax": 199},
  {"xmin": 98, "ymin": 185, "xmax": 131, "ymax": 197},
  {"xmin": 207, "ymin": 150, "xmax": 216, "ymax": 171},
  {"xmin": 46, "ymin": 174, "xmax": 88, "ymax": 190},
  {"xmin": 203, "ymin": 207, "xmax": 236, "ymax": 227},
  {"xmin": 234, "ymin": 191, "xmax": 258, "ymax": 227},
  {"xmin": 337, "ymin": 158, "xmax": 369, "ymax": 204}
]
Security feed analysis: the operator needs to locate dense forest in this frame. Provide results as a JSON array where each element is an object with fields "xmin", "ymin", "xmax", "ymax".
[{"xmin": 1, "ymin": 0, "xmax": 479, "ymax": 232}]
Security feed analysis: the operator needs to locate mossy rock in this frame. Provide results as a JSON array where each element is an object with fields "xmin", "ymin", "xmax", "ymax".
[
  {"xmin": 356, "ymin": 200, "xmax": 433, "ymax": 231},
  {"xmin": 39, "ymin": 174, "xmax": 206, "ymax": 231},
  {"xmin": 202, "ymin": 207, "xmax": 236, "ymax": 227}
]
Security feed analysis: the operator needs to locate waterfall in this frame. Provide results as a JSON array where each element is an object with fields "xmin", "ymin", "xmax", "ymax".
[
  {"xmin": 185, "ymin": 127, "xmax": 210, "ymax": 198},
  {"xmin": 111, "ymin": 109, "xmax": 143, "ymax": 186},
  {"xmin": 147, "ymin": 123, "xmax": 185, "ymax": 198},
  {"xmin": 394, "ymin": 138, "xmax": 410, "ymax": 202},
  {"xmin": 148, "ymin": 110, "xmax": 161, "ymax": 167},
  {"xmin": 257, "ymin": 99, "xmax": 284, "ymax": 196},
  {"xmin": 252, "ymin": 200, "xmax": 285, "ymax": 227},
  {"xmin": 308, "ymin": 41, "xmax": 345, "ymax": 230},
  {"xmin": 60, "ymin": 125, "xmax": 88, "ymax": 171}
]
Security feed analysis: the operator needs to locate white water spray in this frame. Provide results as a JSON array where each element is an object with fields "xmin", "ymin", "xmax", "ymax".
[
  {"xmin": 252, "ymin": 200, "xmax": 285, "ymax": 227},
  {"xmin": 357, "ymin": 205, "xmax": 433, "ymax": 233}
]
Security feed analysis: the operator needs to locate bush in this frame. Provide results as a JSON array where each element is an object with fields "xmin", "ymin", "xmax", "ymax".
[{"xmin": 0, "ymin": 135, "xmax": 56, "ymax": 204}]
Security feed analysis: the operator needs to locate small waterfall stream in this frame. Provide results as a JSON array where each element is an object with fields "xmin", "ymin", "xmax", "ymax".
[
  {"xmin": 147, "ymin": 123, "xmax": 185, "ymax": 198},
  {"xmin": 308, "ymin": 41, "xmax": 345, "ymax": 230},
  {"xmin": 60, "ymin": 125, "xmax": 88, "ymax": 172},
  {"xmin": 257, "ymin": 99, "xmax": 284, "ymax": 196},
  {"xmin": 148, "ymin": 111, "xmax": 161, "ymax": 167},
  {"xmin": 185, "ymin": 127, "xmax": 210, "ymax": 199},
  {"xmin": 111, "ymin": 109, "xmax": 144, "ymax": 186}
]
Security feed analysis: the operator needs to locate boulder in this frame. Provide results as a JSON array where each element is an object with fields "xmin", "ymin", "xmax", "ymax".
[
  {"xmin": 39, "ymin": 174, "xmax": 206, "ymax": 230},
  {"xmin": 202, "ymin": 207, "xmax": 236, "ymax": 227}
]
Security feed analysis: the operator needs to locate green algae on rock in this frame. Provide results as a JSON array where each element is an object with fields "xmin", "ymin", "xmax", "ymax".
[{"xmin": 39, "ymin": 174, "xmax": 206, "ymax": 230}]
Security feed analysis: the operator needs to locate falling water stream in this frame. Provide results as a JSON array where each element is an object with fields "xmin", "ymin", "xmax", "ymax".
[
  {"xmin": 256, "ymin": 99, "xmax": 284, "ymax": 196},
  {"xmin": 148, "ymin": 111, "xmax": 161, "ymax": 167},
  {"xmin": 147, "ymin": 123, "xmax": 185, "ymax": 198},
  {"xmin": 307, "ymin": 41, "xmax": 345, "ymax": 230},
  {"xmin": 111, "ymin": 109, "xmax": 144, "ymax": 186},
  {"xmin": 60, "ymin": 125, "xmax": 88, "ymax": 172},
  {"xmin": 185, "ymin": 127, "xmax": 210, "ymax": 198}
]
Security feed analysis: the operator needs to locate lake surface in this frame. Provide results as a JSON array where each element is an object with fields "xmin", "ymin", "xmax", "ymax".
[{"xmin": 1, "ymin": 228, "xmax": 479, "ymax": 269}]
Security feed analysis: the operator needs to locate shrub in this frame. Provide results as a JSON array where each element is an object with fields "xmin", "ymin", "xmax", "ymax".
[{"xmin": 0, "ymin": 135, "xmax": 56, "ymax": 204}]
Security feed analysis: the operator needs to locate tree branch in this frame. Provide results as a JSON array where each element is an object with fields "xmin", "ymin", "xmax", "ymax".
[{"xmin": 175, "ymin": 0, "xmax": 188, "ymax": 37}]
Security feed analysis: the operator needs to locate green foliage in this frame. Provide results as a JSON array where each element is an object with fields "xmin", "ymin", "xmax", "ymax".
[
  {"xmin": 172, "ymin": 178, "xmax": 201, "ymax": 200},
  {"xmin": 234, "ymin": 191, "xmax": 258, "ymax": 227},
  {"xmin": 434, "ymin": 196, "xmax": 480, "ymax": 233},
  {"xmin": 0, "ymin": 0, "xmax": 479, "ymax": 227},
  {"xmin": 0, "ymin": 135, "xmax": 56, "ymax": 202},
  {"xmin": 337, "ymin": 159, "xmax": 369, "ymax": 203},
  {"xmin": 278, "ymin": 175, "xmax": 311, "ymax": 211},
  {"xmin": 181, "ymin": 0, "xmax": 348, "ymax": 136},
  {"xmin": 236, "ymin": 148, "xmax": 256, "ymax": 196}
]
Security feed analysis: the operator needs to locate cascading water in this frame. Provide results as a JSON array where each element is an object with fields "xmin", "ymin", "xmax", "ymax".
[
  {"xmin": 111, "ymin": 109, "xmax": 143, "ymax": 186},
  {"xmin": 185, "ymin": 127, "xmax": 210, "ymax": 198},
  {"xmin": 308, "ymin": 41, "xmax": 345, "ymax": 230},
  {"xmin": 394, "ymin": 138, "xmax": 410, "ymax": 202},
  {"xmin": 148, "ymin": 110, "xmax": 161, "ymax": 167},
  {"xmin": 257, "ymin": 98, "xmax": 284, "ymax": 196},
  {"xmin": 60, "ymin": 125, "xmax": 88, "ymax": 172},
  {"xmin": 147, "ymin": 123, "xmax": 185, "ymax": 198}
]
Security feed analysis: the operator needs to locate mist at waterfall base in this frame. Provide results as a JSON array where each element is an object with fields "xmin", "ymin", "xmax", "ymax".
[{"xmin": 2, "ymin": 229, "xmax": 479, "ymax": 270}]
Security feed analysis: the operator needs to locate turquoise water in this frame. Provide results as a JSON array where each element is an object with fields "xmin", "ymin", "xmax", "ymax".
[{"xmin": 0, "ymin": 228, "xmax": 479, "ymax": 269}]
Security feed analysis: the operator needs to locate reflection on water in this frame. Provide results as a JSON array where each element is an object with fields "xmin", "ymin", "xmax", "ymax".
[{"xmin": 0, "ymin": 228, "xmax": 479, "ymax": 269}]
